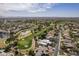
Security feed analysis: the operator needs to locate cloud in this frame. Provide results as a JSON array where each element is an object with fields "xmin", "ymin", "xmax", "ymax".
[
  {"xmin": 0, "ymin": 3, "xmax": 53, "ymax": 13},
  {"xmin": 0, "ymin": 3, "xmax": 56, "ymax": 17}
]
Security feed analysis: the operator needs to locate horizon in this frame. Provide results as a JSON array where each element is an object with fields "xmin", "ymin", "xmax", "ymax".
[{"xmin": 1, "ymin": 16, "xmax": 79, "ymax": 18}]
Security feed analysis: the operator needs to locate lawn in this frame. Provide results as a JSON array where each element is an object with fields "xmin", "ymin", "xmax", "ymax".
[
  {"xmin": 17, "ymin": 28, "xmax": 47, "ymax": 49},
  {"xmin": 17, "ymin": 25, "xmax": 52, "ymax": 49},
  {"xmin": 34, "ymin": 25, "xmax": 52, "ymax": 36},
  {"xmin": 17, "ymin": 35, "xmax": 33, "ymax": 49}
]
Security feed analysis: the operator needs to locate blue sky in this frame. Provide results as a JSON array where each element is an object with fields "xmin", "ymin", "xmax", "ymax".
[{"xmin": 0, "ymin": 3, "xmax": 79, "ymax": 17}]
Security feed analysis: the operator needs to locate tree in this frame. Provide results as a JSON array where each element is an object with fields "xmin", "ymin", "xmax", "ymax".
[{"xmin": 29, "ymin": 50, "xmax": 35, "ymax": 56}]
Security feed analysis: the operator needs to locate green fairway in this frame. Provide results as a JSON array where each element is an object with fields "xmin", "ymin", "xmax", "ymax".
[
  {"xmin": 17, "ymin": 35, "xmax": 33, "ymax": 49},
  {"xmin": 34, "ymin": 25, "xmax": 52, "ymax": 36},
  {"xmin": 17, "ymin": 25, "xmax": 52, "ymax": 49}
]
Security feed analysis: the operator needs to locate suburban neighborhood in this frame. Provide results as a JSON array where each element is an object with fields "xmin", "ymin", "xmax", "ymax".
[{"xmin": 0, "ymin": 17, "xmax": 79, "ymax": 56}]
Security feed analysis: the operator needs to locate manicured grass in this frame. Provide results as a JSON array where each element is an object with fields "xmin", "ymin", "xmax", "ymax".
[
  {"xmin": 17, "ymin": 25, "xmax": 52, "ymax": 49},
  {"xmin": 34, "ymin": 25, "xmax": 52, "ymax": 36},
  {"xmin": 17, "ymin": 35, "xmax": 33, "ymax": 49}
]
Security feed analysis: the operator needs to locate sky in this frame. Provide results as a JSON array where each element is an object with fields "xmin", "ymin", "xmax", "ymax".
[{"xmin": 0, "ymin": 3, "xmax": 79, "ymax": 17}]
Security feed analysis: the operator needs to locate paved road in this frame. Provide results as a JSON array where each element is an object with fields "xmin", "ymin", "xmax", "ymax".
[{"xmin": 54, "ymin": 28, "xmax": 62, "ymax": 56}]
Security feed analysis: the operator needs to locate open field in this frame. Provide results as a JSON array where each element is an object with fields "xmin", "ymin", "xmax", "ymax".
[{"xmin": 17, "ymin": 35, "xmax": 33, "ymax": 49}]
